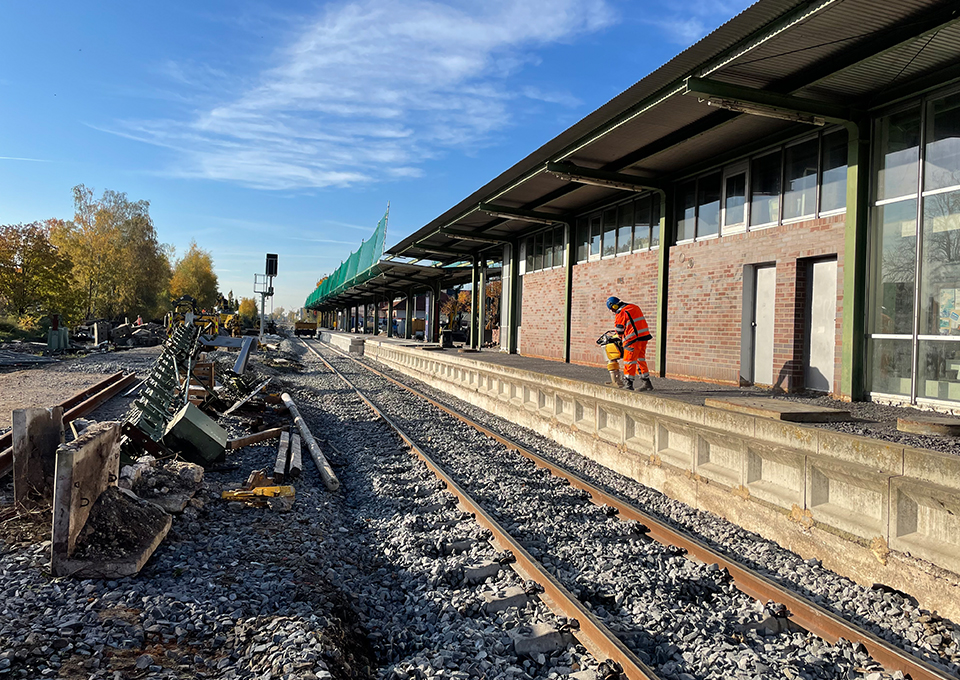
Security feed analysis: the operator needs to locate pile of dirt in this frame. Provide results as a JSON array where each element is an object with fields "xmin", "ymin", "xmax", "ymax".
[
  {"xmin": 0, "ymin": 503, "xmax": 51, "ymax": 547},
  {"xmin": 72, "ymin": 487, "xmax": 169, "ymax": 561}
]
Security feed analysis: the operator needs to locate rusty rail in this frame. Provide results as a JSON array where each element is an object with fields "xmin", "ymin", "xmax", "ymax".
[
  {"xmin": 0, "ymin": 372, "xmax": 137, "ymax": 478},
  {"xmin": 306, "ymin": 338, "xmax": 955, "ymax": 680},
  {"xmin": 300, "ymin": 339, "xmax": 658, "ymax": 679}
]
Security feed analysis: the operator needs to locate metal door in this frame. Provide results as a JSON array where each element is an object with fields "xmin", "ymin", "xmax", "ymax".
[
  {"xmin": 805, "ymin": 259, "xmax": 837, "ymax": 392},
  {"xmin": 753, "ymin": 266, "xmax": 776, "ymax": 385}
]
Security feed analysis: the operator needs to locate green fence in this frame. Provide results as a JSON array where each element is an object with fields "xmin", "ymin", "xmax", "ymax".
[{"xmin": 304, "ymin": 207, "xmax": 389, "ymax": 309}]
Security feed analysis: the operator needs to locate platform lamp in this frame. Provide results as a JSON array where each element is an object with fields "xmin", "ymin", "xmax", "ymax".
[{"xmin": 254, "ymin": 254, "xmax": 278, "ymax": 343}]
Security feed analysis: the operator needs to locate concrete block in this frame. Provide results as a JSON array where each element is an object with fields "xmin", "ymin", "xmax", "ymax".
[
  {"xmin": 623, "ymin": 411, "xmax": 655, "ymax": 454},
  {"xmin": 596, "ymin": 405, "xmax": 624, "ymax": 444},
  {"xmin": 482, "ymin": 586, "xmax": 528, "ymax": 613},
  {"xmin": 745, "ymin": 445, "xmax": 805, "ymax": 511},
  {"xmin": 522, "ymin": 384, "xmax": 538, "ymax": 412},
  {"xmin": 805, "ymin": 454, "xmax": 892, "ymax": 542},
  {"xmin": 537, "ymin": 389, "xmax": 554, "ymax": 417},
  {"xmin": 573, "ymin": 399, "xmax": 596, "ymax": 434},
  {"xmin": 902, "ymin": 447, "xmax": 960, "ymax": 491},
  {"xmin": 655, "ymin": 420, "xmax": 695, "ymax": 471},
  {"xmin": 897, "ymin": 415, "xmax": 960, "ymax": 436},
  {"xmin": 555, "ymin": 393, "xmax": 575, "ymax": 426},
  {"xmin": 705, "ymin": 397, "xmax": 850, "ymax": 422},
  {"xmin": 442, "ymin": 539, "xmax": 475, "ymax": 555},
  {"xmin": 163, "ymin": 403, "xmax": 228, "ymax": 466},
  {"xmin": 464, "ymin": 560, "xmax": 500, "ymax": 584},
  {"xmin": 648, "ymin": 396, "xmax": 705, "ymax": 426},
  {"xmin": 695, "ymin": 431, "xmax": 743, "ymax": 489},
  {"xmin": 702, "ymin": 406, "xmax": 756, "ymax": 439},
  {"xmin": 890, "ymin": 476, "xmax": 960, "ymax": 575},
  {"xmin": 52, "ymin": 422, "xmax": 121, "ymax": 564},
  {"xmin": 754, "ymin": 418, "xmax": 819, "ymax": 454},
  {"xmin": 817, "ymin": 430, "xmax": 903, "ymax": 474},
  {"xmin": 12, "ymin": 407, "xmax": 64, "ymax": 507},
  {"xmin": 509, "ymin": 622, "xmax": 570, "ymax": 656}
]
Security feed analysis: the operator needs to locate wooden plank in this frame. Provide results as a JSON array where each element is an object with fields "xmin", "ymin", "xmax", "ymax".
[
  {"xmin": 288, "ymin": 433, "xmax": 302, "ymax": 479},
  {"xmin": 704, "ymin": 397, "xmax": 850, "ymax": 422},
  {"xmin": 273, "ymin": 431, "xmax": 291, "ymax": 483},
  {"xmin": 226, "ymin": 426, "xmax": 286, "ymax": 450},
  {"xmin": 898, "ymin": 416, "xmax": 960, "ymax": 436}
]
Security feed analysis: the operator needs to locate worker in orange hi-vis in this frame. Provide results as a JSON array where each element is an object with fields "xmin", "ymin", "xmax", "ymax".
[{"xmin": 606, "ymin": 296, "xmax": 653, "ymax": 391}]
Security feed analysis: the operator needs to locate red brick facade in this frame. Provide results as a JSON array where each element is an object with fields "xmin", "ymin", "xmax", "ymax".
[{"xmin": 518, "ymin": 213, "xmax": 845, "ymax": 394}]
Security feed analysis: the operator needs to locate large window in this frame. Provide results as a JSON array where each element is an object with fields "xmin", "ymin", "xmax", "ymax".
[
  {"xmin": 697, "ymin": 173, "xmax": 721, "ymax": 238},
  {"xmin": 723, "ymin": 169, "xmax": 747, "ymax": 228},
  {"xmin": 783, "ymin": 138, "xmax": 819, "ymax": 221},
  {"xmin": 750, "ymin": 151, "xmax": 781, "ymax": 226},
  {"xmin": 575, "ymin": 193, "xmax": 661, "ymax": 263},
  {"xmin": 602, "ymin": 208, "xmax": 617, "ymax": 257},
  {"xmin": 524, "ymin": 226, "xmax": 566, "ymax": 273},
  {"xmin": 867, "ymin": 90, "xmax": 960, "ymax": 405},
  {"xmin": 677, "ymin": 181, "xmax": 697, "ymax": 241},
  {"xmin": 821, "ymin": 130, "xmax": 848, "ymax": 213},
  {"xmin": 617, "ymin": 202, "xmax": 633, "ymax": 254}
]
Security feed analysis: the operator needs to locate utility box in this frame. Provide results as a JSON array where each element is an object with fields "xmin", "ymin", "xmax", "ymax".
[
  {"xmin": 163, "ymin": 403, "xmax": 228, "ymax": 466},
  {"xmin": 265, "ymin": 253, "xmax": 278, "ymax": 277}
]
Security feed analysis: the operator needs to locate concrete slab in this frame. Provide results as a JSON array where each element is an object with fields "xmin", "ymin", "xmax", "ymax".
[
  {"xmin": 509, "ymin": 622, "xmax": 570, "ymax": 656},
  {"xmin": 897, "ymin": 415, "xmax": 960, "ymax": 436},
  {"xmin": 705, "ymin": 397, "xmax": 850, "ymax": 422},
  {"xmin": 12, "ymin": 407, "xmax": 64, "ymax": 507},
  {"xmin": 463, "ymin": 559, "xmax": 500, "ymax": 584},
  {"xmin": 482, "ymin": 586, "xmax": 528, "ymax": 614},
  {"xmin": 51, "ymin": 421, "xmax": 121, "ymax": 566}
]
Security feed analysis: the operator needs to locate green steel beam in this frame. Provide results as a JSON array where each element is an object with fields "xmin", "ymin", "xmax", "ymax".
[
  {"xmin": 440, "ymin": 229, "xmax": 511, "ymax": 245},
  {"xmin": 841, "ymin": 120, "xmax": 870, "ymax": 401},
  {"xmin": 684, "ymin": 77, "xmax": 859, "ymax": 125},
  {"xmin": 545, "ymin": 161, "xmax": 664, "ymax": 193},
  {"xmin": 404, "ymin": 291, "xmax": 413, "ymax": 339},
  {"xmin": 507, "ymin": 243, "xmax": 520, "ymax": 354},
  {"xmin": 478, "ymin": 203, "xmax": 569, "ymax": 226},
  {"xmin": 470, "ymin": 257, "xmax": 480, "ymax": 349},
  {"xmin": 655, "ymin": 190, "xmax": 672, "ymax": 377}
]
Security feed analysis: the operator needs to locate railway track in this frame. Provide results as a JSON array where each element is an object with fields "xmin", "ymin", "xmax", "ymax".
[{"xmin": 301, "ymin": 337, "xmax": 954, "ymax": 680}]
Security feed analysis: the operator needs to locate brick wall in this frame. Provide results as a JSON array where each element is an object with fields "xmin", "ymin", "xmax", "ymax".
[
  {"xmin": 518, "ymin": 267, "xmax": 566, "ymax": 360},
  {"xmin": 665, "ymin": 214, "xmax": 845, "ymax": 392}
]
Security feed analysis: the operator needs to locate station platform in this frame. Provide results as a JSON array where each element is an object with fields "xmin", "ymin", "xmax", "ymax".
[{"xmin": 317, "ymin": 329, "xmax": 960, "ymax": 619}]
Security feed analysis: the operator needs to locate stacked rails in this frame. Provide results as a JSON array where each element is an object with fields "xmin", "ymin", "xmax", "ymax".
[{"xmin": 124, "ymin": 322, "xmax": 201, "ymax": 444}]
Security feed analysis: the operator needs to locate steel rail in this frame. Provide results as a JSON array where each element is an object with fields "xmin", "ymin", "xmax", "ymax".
[
  {"xmin": 0, "ymin": 371, "xmax": 135, "ymax": 479},
  {"xmin": 299, "ymin": 339, "xmax": 658, "ymax": 680},
  {"xmin": 307, "ymin": 338, "xmax": 955, "ymax": 680}
]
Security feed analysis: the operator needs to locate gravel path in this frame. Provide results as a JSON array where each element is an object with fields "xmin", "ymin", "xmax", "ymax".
[{"xmin": 310, "ymin": 340, "xmax": 960, "ymax": 679}]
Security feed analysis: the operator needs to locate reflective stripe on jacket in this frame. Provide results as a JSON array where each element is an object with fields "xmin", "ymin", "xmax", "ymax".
[{"xmin": 615, "ymin": 303, "xmax": 652, "ymax": 346}]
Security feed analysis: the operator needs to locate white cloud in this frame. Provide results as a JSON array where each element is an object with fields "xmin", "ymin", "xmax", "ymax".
[
  {"xmin": 642, "ymin": 0, "xmax": 753, "ymax": 46},
  {"xmin": 106, "ymin": 0, "xmax": 612, "ymax": 190}
]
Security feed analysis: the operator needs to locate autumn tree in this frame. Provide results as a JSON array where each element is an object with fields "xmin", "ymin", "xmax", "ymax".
[
  {"xmin": 441, "ymin": 289, "xmax": 471, "ymax": 329},
  {"xmin": 238, "ymin": 297, "xmax": 258, "ymax": 327},
  {"xmin": 170, "ymin": 241, "xmax": 219, "ymax": 310},
  {"xmin": 50, "ymin": 185, "xmax": 171, "ymax": 320},
  {"xmin": 0, "ymin": 222, "xmax": 82, "ymax": 321},
  {"xmin": 485, "ymin": 280, "xmax": 501, "ymax": 329}
]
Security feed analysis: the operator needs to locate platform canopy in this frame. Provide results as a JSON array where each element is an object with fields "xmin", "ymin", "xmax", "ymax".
[
  {"xmin": 304, "ymin": 261, "xmax": 481, "ymax": 311},
  {"xmin": 386, "ymin": 0, "xmax": 960, "ymax": 262}
]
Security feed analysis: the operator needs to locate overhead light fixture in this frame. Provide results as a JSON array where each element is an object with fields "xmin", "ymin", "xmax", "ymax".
[
  {"xmin": 478, "ymin": 202, "xmax": 567, "ymax": 226},
  {"xmin": 545, "ymin": 161, "xmax": 661, "ymax": 193},
  {"xmin": 703, "ymin": 97, "xmax": 826, "ymax": 126},
  {"xmin": 441, "ymin": 231, "xmax": 509, "ymax": 245}
]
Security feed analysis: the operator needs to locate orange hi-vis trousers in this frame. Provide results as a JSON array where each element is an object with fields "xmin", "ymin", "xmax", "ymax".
[{"xmin": 623, "ymin": 340, "xmax": 649, "ymax": 379}]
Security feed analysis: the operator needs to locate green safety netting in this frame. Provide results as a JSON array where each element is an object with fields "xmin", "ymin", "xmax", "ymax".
[{"xmin": 304, "ymin": 208, "xmax": 389, "ymax": 309}]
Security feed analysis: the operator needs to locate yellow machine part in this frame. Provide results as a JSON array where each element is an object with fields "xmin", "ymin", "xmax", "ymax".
[
  {"xmin": 221, "ymin": 486, "xmax": 295, "ymax": 501},
  {"xmin": 604, "ymin": 343, "xmax": 622, "ymax": 361}
]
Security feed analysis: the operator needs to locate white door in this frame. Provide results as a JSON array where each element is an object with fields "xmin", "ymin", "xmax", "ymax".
[
  {"xmin": 753, "ymin": 266, "xmax": 776, "ymax": 385},
  {"xmin": 805, "ymin": 259, "xmax": 837, "ymax": 392}
]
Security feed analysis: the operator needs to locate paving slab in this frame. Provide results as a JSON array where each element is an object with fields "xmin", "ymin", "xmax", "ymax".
[
  {"xmin": 704, "ymin": 397, "xmax": 851, "ymax": 422},
  {"xmin": 897, "ymin": 415, "xmax": 960, "ymax": 436}
]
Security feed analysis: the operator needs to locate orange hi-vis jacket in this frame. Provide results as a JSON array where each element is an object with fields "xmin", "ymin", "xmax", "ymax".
[{"xmin": 615, "ymin": 303, "xmax": 652, "ymax": 347}]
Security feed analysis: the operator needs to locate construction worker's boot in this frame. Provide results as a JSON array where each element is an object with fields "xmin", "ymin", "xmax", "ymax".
[
  {"xmin": 637, "ymin": 377, "xmax": 654, "ymax": 391},
  {"xmin": 621, "ymin": 378, "xmax": 635, "ymax": 391}
]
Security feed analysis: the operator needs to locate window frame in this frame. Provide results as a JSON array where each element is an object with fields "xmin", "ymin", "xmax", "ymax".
[
  {"xmin": 781, "ymin": 132, "xmax": 822, "ymax": 225},
  {"xmin": 721, "ymin": 161, "xmax": 748, "ymax": 235}
]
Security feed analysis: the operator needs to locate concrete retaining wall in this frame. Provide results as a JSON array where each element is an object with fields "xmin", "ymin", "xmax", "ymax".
[
  {"xmin": 347, "ymin": 336, "xmax": 960, "ymax": 621},
  {"xmin": 318, "ymin": 331, "xmax": 365, "ymax": 356}
]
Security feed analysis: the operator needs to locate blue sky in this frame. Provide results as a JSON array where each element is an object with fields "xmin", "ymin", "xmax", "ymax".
[{"xmin": 0, "ymin": 0, "xmax": 752, "ymax": 313}]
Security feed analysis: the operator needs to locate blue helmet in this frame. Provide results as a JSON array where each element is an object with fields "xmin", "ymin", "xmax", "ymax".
[{"xmin": 606, "ymin": 296, "xmax": 622, "ymax": 311}]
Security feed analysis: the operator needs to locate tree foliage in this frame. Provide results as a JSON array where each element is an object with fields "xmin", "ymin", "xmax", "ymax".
[
  {"xmin": 441, "ymin": 289, "xmax": 471, "ymax": 329},
  {"xmin": 238, "ymin": 297, "xmax": 258, "ymax": 326},
  {"xmin": 170, "ymin": 241, "xmax": 219, "ymax": 310},
  {"xmin": 50, "ymin": 185, "xmax": 171, "ymax": 320},
  {"xmin": 0, "ymin": 222, "xmax": 82, "ymax": 322}
]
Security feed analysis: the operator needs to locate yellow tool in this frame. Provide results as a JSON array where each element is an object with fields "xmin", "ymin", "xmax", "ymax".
[
  {"xmin": 221, "ymin": 486, "xmax": 295, "ymax": 506},
  {"xmin": 596, "ymin": 330, "xmax": 625, "ymax": 387}
]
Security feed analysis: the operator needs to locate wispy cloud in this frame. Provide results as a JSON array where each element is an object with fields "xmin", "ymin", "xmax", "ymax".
[
  {"xmin": 102, "ymin": 0, "xmax": 613, "ymax": 190},
  {"xmin": 0, "ymin": 156, "xmax": 51, "ymax": 162},
  {"xmin": 642, "ymin": 0, "xmax": 753, "ymax": 46}
]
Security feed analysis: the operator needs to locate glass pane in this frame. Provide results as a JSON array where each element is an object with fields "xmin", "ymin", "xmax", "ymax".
[
  {"xmin": 919, "ymin": 339, "xmax": 960, "ymax": 402},
  {"xmin": 602, "ymin": 208, "xmax": 617, "ymax": 257},
  {"xmin": 590, "ymin": 214, "xmax": 601, "ymax": 256},
  {"xmin": 867, "ymin": 337, "xmax": 913, "ymax": 396},
  {"xmin": 724, "ymin": 173, "xmax": 746, "ymax": 226},
  {"xmin": 821, "ymin": 130, "xmax": 847, "ymax": 212},
  {"xmin": 697, "ymin": 173, "xmax": 721, "ymax": 237},
  {"xmin": 634, "ymin": 196, "xmax": 651, "ymax": 250},
  {"xmin": 543, "ymin": 230, "xmax": 553, "ymax": 269},
  {"xmin": 534, "ymin": 233, "xmax": 543, "ymax": 271},
  {"xmin": 925, "ymin": 92, "xmax": 960, "ymax": 192},
  {"xmin": 651, "ymin": 194, "xmax": 661, "ymax": 247},
  {"xmin": 870, "ymin": 200, "xmax": 917, "ymax": 334},
  {"xmin": 617, "ymin": 202, "xmax": 633, "ymax": 254},
  {"xmin": 783, "ymin": 138, "xmax": 818, "ymax": 220},
  {"xmin": 920, "ymin": 189, "xmax": 960, "ymax": 335},
  {"xmin": 525, "ymin": 237, "xmax": 534, "ymax": 272},
  {"xmin": 750, "ymin": 151, "xmax": 781, "ymax": 226},
  {"xmin": 576, "ymin": 217, "xmax": 589, "ymax": 263},
  {"xmin": 877, "ymin": 107, "xmax": 920, "ymax": 201},
  {"xmin": 553, "ymin": 226, "xmax": 564, "ymax": 267},
  {"xmin": 677, "ymin": 181, "xmax": 697, "ymax": 240}
]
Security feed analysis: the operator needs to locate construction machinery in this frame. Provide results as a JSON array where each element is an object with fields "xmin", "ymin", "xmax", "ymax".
[
  {"xmin": 294, "ymin": 320, "xmax": 318, "ymax": 337},
  {"xmin": 596, "ymin": 330, "xmax": 625, "ymax": 388}
]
